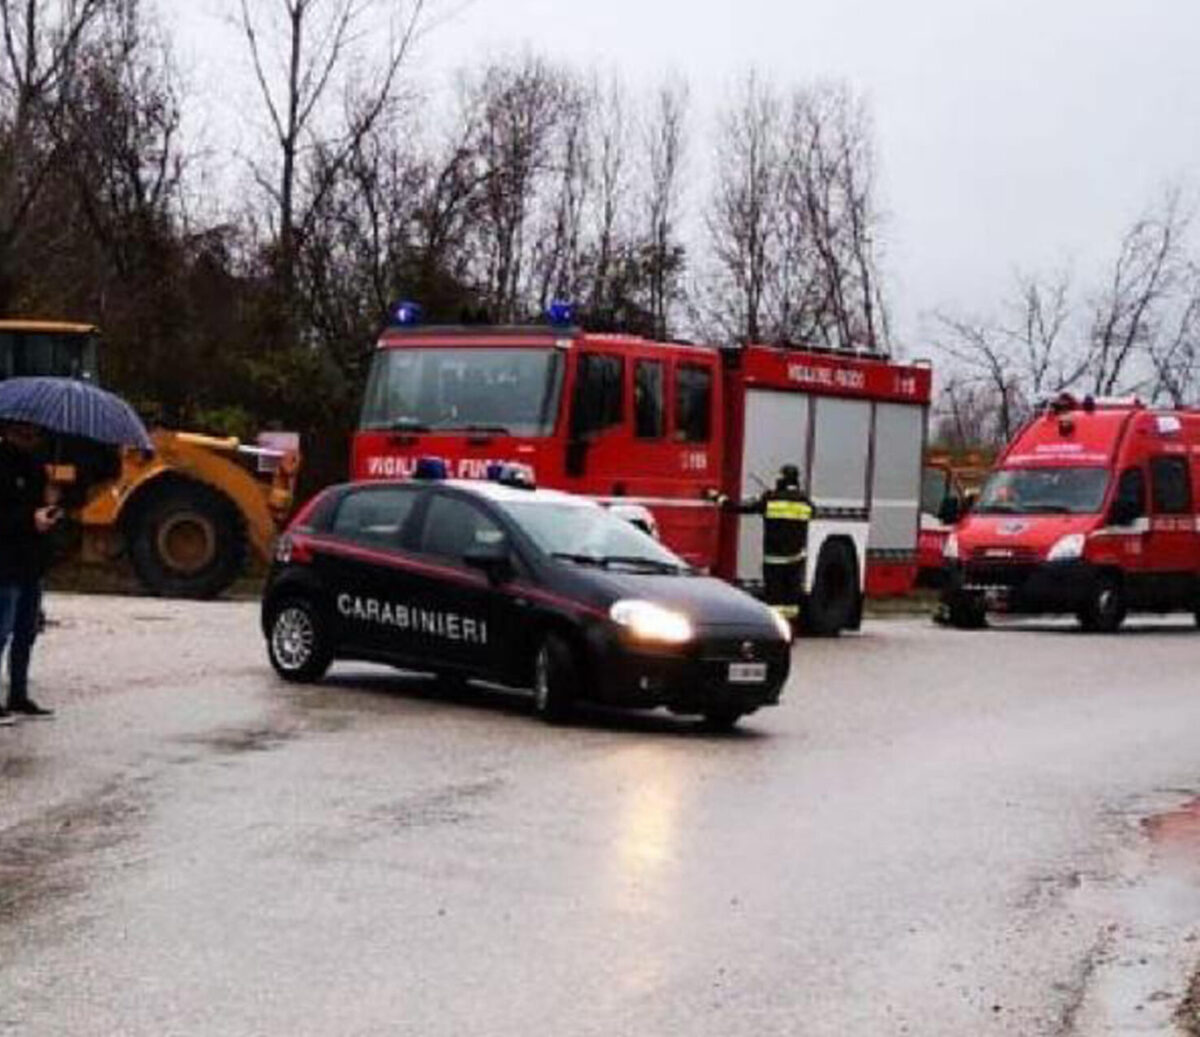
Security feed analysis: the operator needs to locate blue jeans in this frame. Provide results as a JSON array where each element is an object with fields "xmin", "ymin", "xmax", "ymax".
[{"xmin": 0, "ymin": 580, "xmax": 41, "ymax": 706}]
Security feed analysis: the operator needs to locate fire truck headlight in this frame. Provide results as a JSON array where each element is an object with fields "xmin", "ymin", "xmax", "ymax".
[
  {"xmin": 1047, "ymin": 533, "xmax": 1086, "ymax": 562},
  {"xmin": 943, "ymin": 533, "xmax": 960, "ymax": 560},
  {"xmin": 610, "ymin": 600, "xmax": 694, "ymax": 644}
]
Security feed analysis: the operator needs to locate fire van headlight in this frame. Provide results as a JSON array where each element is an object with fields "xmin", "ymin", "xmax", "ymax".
[
  {"xmin": 943, "ymin": 533, "xmax": 960, "ymax": 560},
  {"xmin": 609, "ymin": 600, "xmax": 694, "ymax": 644},
  {"xmin": 1047, "ymin": 533, "xmax": 1086, "ymax": 562}
]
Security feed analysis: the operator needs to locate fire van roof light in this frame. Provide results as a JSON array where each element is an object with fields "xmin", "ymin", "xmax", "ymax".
[{"xmin": 391, "ymin": 300, "xmax": 423, "ymax": 326}]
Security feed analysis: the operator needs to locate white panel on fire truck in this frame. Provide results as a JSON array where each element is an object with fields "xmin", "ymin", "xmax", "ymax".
[
  {"xmin": 869, "ymin": 403, "xmax": 924, "ymax": 552},
  {"xmin": 810, "ymin": 398, "xmax": 870, "ymax": 509},
  {"xmin": 738, "ymin": 389, "xmax": 811, "ymax": 582}
]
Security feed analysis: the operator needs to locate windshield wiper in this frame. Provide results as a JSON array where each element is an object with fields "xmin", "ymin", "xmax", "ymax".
[
  {"xmin": 385, "ymin": 418, "xmax": 430, "ymax": 432},
  {"xmin": 551, "ymin": 551, "xmax": 605, "ymax": 567},
  {"xmin": 1021, "ymin": 504, "xmax": 1075, "ymax": 514},
  {"xmin": 462, "ymin": 423, "xmax": 511, "ymax": 435},
  {"xmin": 598, "ymin": 555, "xmax": 688, "ymax": 574}
]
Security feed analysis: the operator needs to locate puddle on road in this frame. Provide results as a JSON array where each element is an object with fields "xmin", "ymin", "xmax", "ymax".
[{"xmin": 1144, "ymin": 798, "xmax": 1200, "ymax": 857}]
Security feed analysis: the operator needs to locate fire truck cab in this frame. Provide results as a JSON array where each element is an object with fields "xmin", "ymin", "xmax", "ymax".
[
  {"xmin": 941, "ymin": 395, "xmax": 1200, "ymax": 631},
  {"xmin": 352, "ymin": 308, "xmax": 932, "ymax": 634}
]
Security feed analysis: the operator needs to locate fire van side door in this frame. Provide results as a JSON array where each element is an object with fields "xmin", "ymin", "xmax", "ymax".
[{"xmin": 1146, "ymin": 454, "xmax": 1196, "ymax": 603}]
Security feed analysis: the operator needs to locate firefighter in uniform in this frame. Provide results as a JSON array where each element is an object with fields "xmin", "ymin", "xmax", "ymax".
[{"xmin": 717, "ymin": 464, "xmax": 814, "ymax": 621}]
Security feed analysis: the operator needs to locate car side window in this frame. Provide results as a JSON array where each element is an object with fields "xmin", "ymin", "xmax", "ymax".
[
  {"xmin": 674, "ymin": 364, "xmax": 712, "ymax": 443},
  {"xmin": 419, "ymin": 495, "xmax": 505, "ymax": 562},
  {"xmin": 1150, "ymin": 456, "xmax": 1192, "ymax": 515},
  {"xmin": 330, "ymin": 488, "xmax": 417, "ymax": 547},
  {"xmin": 1114, "ymin": 467, "xmax": 1146, "ymax": 519}
]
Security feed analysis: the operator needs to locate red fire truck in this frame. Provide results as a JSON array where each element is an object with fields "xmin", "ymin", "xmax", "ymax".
[
  {"xmin": 351, "ymin": 308, "xmax": 932, "ymax": 634},
  {"xmin": 940, "ymin": 395, "xmax": 1200, "ymax": 631}
]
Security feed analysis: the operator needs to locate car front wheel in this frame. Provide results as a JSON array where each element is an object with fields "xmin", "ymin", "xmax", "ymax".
[
  {"xmin": 532, "ymin": 633, "xmax": 577, "ymax": 724},
  {"xmin": 267, "ymin": 597, "xmax": 333, "ymax": 682}
]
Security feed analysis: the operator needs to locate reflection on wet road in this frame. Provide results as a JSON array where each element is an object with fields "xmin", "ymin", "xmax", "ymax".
[{"xmin": 2, "ymin": 596, "xmax": 1200, "ymax": 1035}]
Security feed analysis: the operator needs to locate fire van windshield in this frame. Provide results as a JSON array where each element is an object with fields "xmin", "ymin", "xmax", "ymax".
[
  {"xmin": 976, "ymin": 467, "xmax": 1110, "ymax": 515},
  {"xmin": 359, "ymin": 347, "xmax": 564, "ymax": 437}
]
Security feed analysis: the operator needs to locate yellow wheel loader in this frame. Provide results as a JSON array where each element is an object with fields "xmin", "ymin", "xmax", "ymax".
[{"xmin": 0, "ymin": 320, "xmax": 300, "ymax": 598}]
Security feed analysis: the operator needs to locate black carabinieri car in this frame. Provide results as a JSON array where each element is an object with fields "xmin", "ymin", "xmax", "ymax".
[{"xmin": 262, "ymin": 474, "xmax": 792, "ymax": 728}]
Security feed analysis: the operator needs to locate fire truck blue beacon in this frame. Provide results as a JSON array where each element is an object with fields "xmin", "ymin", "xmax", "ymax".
[{"xmin": 262, "ymin": 470, "xmax": 792, "ymax": 729}]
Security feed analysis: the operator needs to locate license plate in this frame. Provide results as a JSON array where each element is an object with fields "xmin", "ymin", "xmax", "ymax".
[{"xmin": 728, "ymin": 662, "xmax": 768, "ymax": 684}]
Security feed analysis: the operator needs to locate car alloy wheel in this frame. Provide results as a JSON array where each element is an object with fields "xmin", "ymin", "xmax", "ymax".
[{"xmin": 272, "ymin": 605, "xmax": 315, "ymax": 671}]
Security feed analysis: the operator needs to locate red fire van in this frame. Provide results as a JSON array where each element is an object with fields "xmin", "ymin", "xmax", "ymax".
[{"xmin": 940, "ymin": 395, "xmax": 1200, "ymax": 631}]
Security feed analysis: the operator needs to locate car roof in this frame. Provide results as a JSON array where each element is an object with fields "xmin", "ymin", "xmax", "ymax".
[{"xmin": 335, "ymin": 478, "xmax": 600, "ymax": 509}]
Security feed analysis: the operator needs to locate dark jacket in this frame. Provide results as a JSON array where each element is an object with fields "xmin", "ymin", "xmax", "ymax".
[
  {"xmin": 728, "ymin": 485, "xmax": 814, "ymax": 564},
  {"xmin": 0, "ymin": 440, "xmax": 49, "ymax": 582}
]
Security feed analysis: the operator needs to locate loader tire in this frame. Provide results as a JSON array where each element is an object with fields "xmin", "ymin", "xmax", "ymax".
[{"xmin": 129, "ymin": 482, "xmax": 246, "ymax": 599}]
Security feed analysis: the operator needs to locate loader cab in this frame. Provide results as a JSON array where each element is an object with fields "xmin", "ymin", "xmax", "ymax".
[{"xmin": 0, "ymin": 321, "xmax": 100, "ymax": 383}]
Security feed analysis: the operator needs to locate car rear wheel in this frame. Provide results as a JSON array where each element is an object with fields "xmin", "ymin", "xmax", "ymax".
[
  {"xmin": 267, "ymin": 597, "xmax": 332, "ymax": 682},
  {"xmin": 532, "ymin": 633, "xmax": 576, "ymax": 724},
  {"xmin": 1078, "ymin": 575, "xmax": 1125, "ymax": 633}
]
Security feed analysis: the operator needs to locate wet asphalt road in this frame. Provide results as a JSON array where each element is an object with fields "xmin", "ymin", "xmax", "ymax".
[{"xmin": 2, "ymin": 596, "xmax": 1200, "ymax": 1036}]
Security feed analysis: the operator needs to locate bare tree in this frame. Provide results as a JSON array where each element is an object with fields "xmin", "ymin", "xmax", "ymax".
[
  {"xmin": 642, "ymin": 76, "xmax": 688, "ymax": 339},
  {"xmin": 0, "ymin": 0, "xmax": 108, "ymax": 307},
  {"xmin": 706, "ymin": 71, "xmax": 781, "ymax": 344},
  {"xmin": 587, "ymin": 74, "xmax": 629, "ymax": 315},
  {"xmin": 238, "ymin": 0, "xmax": 428, "ymax": 328}
]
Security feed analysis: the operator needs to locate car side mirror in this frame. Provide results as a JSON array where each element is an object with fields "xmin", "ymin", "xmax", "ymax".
[
  {"xmin": 937, "ymin": 496, "xmax": 962, "ymax": 524},
  {"xmin": 1109, "ymin": 499, "xmax": 1140, "ymax": 526},
  {"xmin": 463, "ymin": 541, "xmax": 514, "ymax": 584}
]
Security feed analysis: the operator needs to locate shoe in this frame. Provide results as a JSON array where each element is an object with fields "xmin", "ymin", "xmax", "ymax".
[
  {"xmin": 8, "ymin": 700, "xmax": 54, "ymax": 719},
  {"xmin": 0, "ymin": 709, "xmax": 14, "ymax": 727}
]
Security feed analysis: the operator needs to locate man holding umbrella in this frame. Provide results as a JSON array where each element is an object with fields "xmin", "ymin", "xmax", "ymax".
[
  {"xmin": 0, "ymin": 421, "xmax": 60, "ymax": 722},
  {"xmin": 0, "ymin": 377, "xmax": 154, "ymax": 724}
]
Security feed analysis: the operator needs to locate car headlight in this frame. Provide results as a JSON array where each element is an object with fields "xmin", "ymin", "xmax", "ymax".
[
  {"xmin": 770, "ymin": 608, "xmax": 793, "ymax": 642},
  {"xmin": 609, "ymin": 600, "xmax": 694, "ymax": 644},
  {"xmin": 1047, "ymin": 533, "xmax": 1086, "ymax": 562},
  {"xmin": 943, "ymin": 533, "xmax": 959, "ymax": 560}
]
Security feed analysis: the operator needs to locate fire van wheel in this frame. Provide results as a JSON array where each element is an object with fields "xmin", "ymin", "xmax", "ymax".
[
  {"xmin": 129, "ymin": 483, "xmax": 246, "ymax": 599},
  {"xmin": 1078, "ymin": 576, "xmax": 1126, "ymax": 634},
  {"xmin": 266, "ymin": 597, "xmax": 332, "ymax": 683},
  {"xmin": 803, "ymin": 541, "xmax": 858, "ymax": 637},
  {"xmin": 531, "ymin": 633, "xmax": 576, "ymax": 724}
]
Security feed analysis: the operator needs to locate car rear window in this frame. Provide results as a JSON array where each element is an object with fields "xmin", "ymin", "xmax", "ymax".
[{"xmin": 330, "ymin": 487, "xmax": 418, "ymax": 546}]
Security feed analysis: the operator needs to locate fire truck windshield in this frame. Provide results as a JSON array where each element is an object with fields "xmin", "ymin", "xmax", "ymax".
[
  {"xmin": 0, "ymin": 329, "xmax": 99, "ymax": 382},
  {"xmin": 977, "ymin": 467, "xmax": 1110, "ymax": 515},
  {"xmin": 360, "ymin": 347, "xmax": 564, "ymax": 437}
]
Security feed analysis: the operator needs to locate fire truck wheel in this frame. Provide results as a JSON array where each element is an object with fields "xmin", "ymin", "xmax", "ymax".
[
  {"xmin": 266, "ymin": 596, "xmax": 332, "ymax": 682},
  {"xmin": 1078, "ymin": 575, "xmax": 1125, "ymax": 633},
  {"xmin": 128, "ymin": 482, "xmax": 247, "ymax": 599},
  {"xmin": 531, "ymin": 632, "xmax": 576, "ymax": 724},
  {"xmin": 804, "ymin": 541, "xmax": 858, "ymax": 637},
  {"xmin": 945, "ymin": 594, "xmax": 987, "ymax": 630}
]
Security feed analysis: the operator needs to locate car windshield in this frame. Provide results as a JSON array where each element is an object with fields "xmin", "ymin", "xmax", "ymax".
[
  {"xmin": 0, "ymin": 330, "xmax": 100, "ymax": 382},
  {"xmin": 359, "ymin": 347, "xmax": 564, "ymax": 437},
  {"xmin": 500, "ymin": 501, "xmax": 690, "ymax": 573},
  {"xmin": 976, "ymin": 467, "xmax": 1110, "ymax": 515}
]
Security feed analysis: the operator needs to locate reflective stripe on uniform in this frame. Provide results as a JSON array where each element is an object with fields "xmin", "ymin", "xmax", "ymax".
[
  {"xmin": 772, "ymin": 604, "xmax": 800, "ymax": 619},
  {"xmin": 764, "ymin": 500, "xmax": 813, "ymax": 521},
  {"xmin": 764, "ymin": 552, "xmax": 806, "ymax": 565}
]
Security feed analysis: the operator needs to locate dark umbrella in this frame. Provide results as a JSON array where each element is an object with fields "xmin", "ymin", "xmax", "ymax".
[{"xmin": 0, "ymin": 377, "xmax": 154, "ymax": 451}]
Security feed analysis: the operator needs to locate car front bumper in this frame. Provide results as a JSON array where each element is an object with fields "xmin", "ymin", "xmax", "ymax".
[{"xmin": 585, "ymin": 628, "xmax": 791, "ymax": 715}]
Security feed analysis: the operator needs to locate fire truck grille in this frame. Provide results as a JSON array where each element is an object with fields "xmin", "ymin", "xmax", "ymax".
[
  {"xmin": 963, "ymin": 563, "xmax": 1039, "ymax": 589},
  {"xmin": 968, "ymin": 546, "xmax": 1041, "ymax": 564}
]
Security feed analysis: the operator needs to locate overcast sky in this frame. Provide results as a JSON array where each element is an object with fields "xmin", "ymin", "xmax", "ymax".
[{"xmin": 172, "ymin": 0, "xmax": 1200, "ymax": 352}]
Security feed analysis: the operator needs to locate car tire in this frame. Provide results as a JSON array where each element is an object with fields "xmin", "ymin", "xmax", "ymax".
[
  {"xmin": 266, "ymin": 597, "xmax": 332, "ymax": 682},
  {"xmin": 701, "ymin": 707, "xmax": 744, "ymax": 731},
  {"xmin": 129, "ymin": 482, "xmax": 246, "ymax": 599},
  {"xmin": 1078, "ymin": 575, "xmax": 1125, "ymax": 633},
  {"xmin": 532, "ymin": 633, "xmax": 576, "ymax": 724},
  {"xmin": 803, "ymin": 541, "xmax": 858, "ymax": 637}
]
